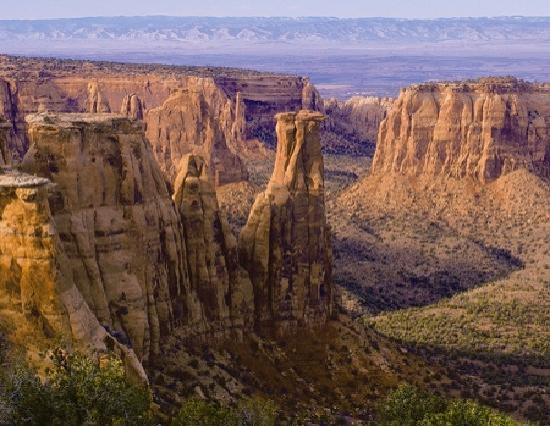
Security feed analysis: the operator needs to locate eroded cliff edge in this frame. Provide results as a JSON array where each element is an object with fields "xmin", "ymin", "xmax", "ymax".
[{"xmin": 372, "ymin": 78, "xmax": 550, "ymax": 182}]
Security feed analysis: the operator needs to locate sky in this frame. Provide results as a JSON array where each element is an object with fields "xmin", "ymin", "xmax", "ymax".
[{"xmin": 2, "ymin": 0, "xmax": 550, "ymax": 20}]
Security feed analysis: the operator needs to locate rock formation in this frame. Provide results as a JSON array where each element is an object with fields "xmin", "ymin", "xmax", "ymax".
[
  {"xmin": 0, "ymin": 167, "xmax": 146, "ymax": 383},
  {"xmin": 0, "ymin": 55, "xmax": 319, "ymax": 186},
  {"xmin": 8, "ymin": 112, "xmax": 255, "ymax": 367},
  {"xmin": 323, "ymin": 96, "xmax": 392, "ymax": 155},
  {"xmin": 372, "ymin": 78, "xmax": 550, "ymax": 182},
  {"xmin": 145, "ymin": 79, "xmax": 248, "ymax": 186},
  {"xmin": 239, "ymin": 111, "xmax": 333, "ymax": 332},
  {"xmin": 121, "ymin": 94, "xmax": 144, "ymax": 120},
  {"xmin": 21, "ymin": 113, "xmax": 186, "ymax": 363},
  {"xmin": 173, "ymin": 155, "xmax": 253, "ymax": 335}
]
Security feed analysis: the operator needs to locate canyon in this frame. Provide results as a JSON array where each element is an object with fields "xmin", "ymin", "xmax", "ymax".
[
  {"xmin": 0, "ymin": 64, "xmax": 334, "ymax": 392},
  {"xmin": 0, "ymin": 55, "xmax": 319, "ymax": 187},
  {"xmin": 0, "ymin": 52, "xmax": 549, "ymax": 423}
]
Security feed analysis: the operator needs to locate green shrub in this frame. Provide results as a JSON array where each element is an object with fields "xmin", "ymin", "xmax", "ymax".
[
  {"xmin": 171, "ymin": 396, "xmax": 278, "ymax": 426},
  {"xmin": 171, "ymin": 399, "xmax": 238, "ymax": 426},
  {"xmin": 237, "ymin": 396, "xmax": 278, "ymax": 426},
  {"xmin": 375, "ymin": 385, "xmax": 521, "ymax": 426},
  {"xmin": 1, "ymin": 349, "xmax": 152, "ymax": 426}
]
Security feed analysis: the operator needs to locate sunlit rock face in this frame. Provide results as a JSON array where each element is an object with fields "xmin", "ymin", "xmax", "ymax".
[
  {"xmin": 239, "ymin": 110, "xmax": 333, "ymax": 333},
  {"xmin": 372, "ymin": 78, "xmax": 550, "ymax": 182},
  {"xmin": 21, "ymin": 113, "xmax": 187, "ymax": 362},
  {"xmin": 173, "ymin": 155, "xmax": 254, "ymax": 337},
  {"xmin": 0, "ymin": 166, "xmax": 147, "ymax": 383},
  {"xmin": 145, "ymin": 80, "xmax": 248, "ymax": 187},
  {"xmin": 0, "ymin": 56, "xmax": 320, "ymax": 186}
]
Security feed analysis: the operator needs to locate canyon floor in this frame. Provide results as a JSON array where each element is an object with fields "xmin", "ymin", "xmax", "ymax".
[{"xmin": 217, "ymin": 151, "xmax": 550, "ymax": 424}]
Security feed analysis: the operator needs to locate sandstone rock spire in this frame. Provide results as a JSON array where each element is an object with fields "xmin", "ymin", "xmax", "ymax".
[
  {"xmin": 121, "ymin": 94, "xmax": 144, "ymax": 120},
  {"xmin": 173, "ymin": 155, "xmax": 254, "ymax": 335},
  {"xmin": 239, "ymin": 110, "xmax": 333, "ymax": 332}
]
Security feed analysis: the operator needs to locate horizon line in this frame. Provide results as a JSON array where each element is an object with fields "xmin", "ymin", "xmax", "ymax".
[{"xmin": 1, "ymin": 14, "xmax": 549, "ymax": 21}]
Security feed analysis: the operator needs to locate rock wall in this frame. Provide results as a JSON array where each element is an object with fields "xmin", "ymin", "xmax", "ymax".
[
  {"xmin": 0, "ymin": 56, "xmax": 319, "ymax": 185},
  {"xmin": 10, "ymin": 112, "xmax": 255, "ymax": 366},
  {"xmin": 323, "ymin": 96, "xmax": 392, "ymax": 155},
  {"xmin": 145, "ymin": 79, "xmax": 248, "ymax": 186},
  {"xmin": 239, "ymin": 110, "xmax": 333, "ymax": 332},
  {"xmin": 21, "ymin": 113, "xmax": 187, "ymax": 362},
  {"xmin": 0, "ymin": 167, "xmax": 146, "ymax": 382},
  {"xmin": 372, "ymin": 78, "xmax": 550, "ymax": 182}
]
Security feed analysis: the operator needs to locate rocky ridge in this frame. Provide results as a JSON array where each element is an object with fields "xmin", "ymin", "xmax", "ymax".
[
  {"xmin": 372, "ymin": 77, "xmax": 550, "ymax": 182},
  {"xmin": 0, "ymin": 55, "xmax": 318, "ymax": 186}
]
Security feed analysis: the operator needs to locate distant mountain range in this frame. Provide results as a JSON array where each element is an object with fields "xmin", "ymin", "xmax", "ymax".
[{"xmin": 0, "ymin": 16, "xmax": 549, "ymax": 46}]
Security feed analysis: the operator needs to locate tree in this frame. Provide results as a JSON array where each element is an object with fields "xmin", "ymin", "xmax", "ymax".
[{"xmin": 1, "ymin": 349, "xmax": 152, "ymax": 426}]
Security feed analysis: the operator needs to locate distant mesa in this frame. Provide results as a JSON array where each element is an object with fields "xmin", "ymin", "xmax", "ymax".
[{"xmin": 372, "ymin": 78, "xmax": 550, "ymax": 182}]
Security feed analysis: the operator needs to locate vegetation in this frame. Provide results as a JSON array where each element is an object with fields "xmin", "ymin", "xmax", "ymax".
[
  {"xmin": 0, "ymin": 349, "xmax": 152, "ymax": 426},
  {"xmin": 375, "ymin": 385, "xmax": 521, "ymax": 426},
  {"xmin": 171, "ymin": 396, "xmax": 278, "ymax": 426}
]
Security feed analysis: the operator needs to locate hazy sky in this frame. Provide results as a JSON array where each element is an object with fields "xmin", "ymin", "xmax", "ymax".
[{"xmin": 3, "ymin": 0, "xmax": 550, "ymax": 20}]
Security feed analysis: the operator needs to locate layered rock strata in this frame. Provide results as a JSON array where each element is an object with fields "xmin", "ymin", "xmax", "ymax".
[
  {"xmin": 0, "ymin": 167, "xmax": 146, "ymax": 382},
  {"xmin": 0, "ymin": 55, "xmax": 320, "ymax": 185},
  {"xmin": 13, "ymin": 112, "xmax": 254, "ymax": 366},
  {"xmin": 239, "ymin": 110, "xmax": 333, "ymax": 332},
  {"xmin": 21, "ymin": 113, "xmax": 187, "ymax": 362},
  {"xmin": 372, "ymin": 78, "xmax": 550, "ymax": 182},
  {"xmin": 146, "ymin": 80, "xmax": 248, "ymax": 186},
  {"xmin": 173, "ymin": 155, "xmax": 253, "ymax": 335}
]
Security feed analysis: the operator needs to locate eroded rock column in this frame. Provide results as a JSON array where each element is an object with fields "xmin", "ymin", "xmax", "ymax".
[{"xmin": 239, "ymin": 110, "xmax": 333, "ymax": 333}]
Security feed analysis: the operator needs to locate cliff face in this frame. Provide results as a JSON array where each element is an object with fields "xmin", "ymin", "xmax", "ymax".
[
  {"xmin": 239, "ymin": 111, "xmax": 333, "ymax": 332},
  {"xmin": 8, "ymin": 112, "xmax": 256, "ymax": 366},
  {"xmin": 21, "ymin": 113, "xmax": 187, "ymax": 362},
  {"xmin": 372, "ymin": 78, "xmax": 550, "ymax": 182},
  {"xmin": 323, "ymin": 96, "xmax": 392, "ymax": 155},
  {"xmin": 0, "ymin": 167, "xmax": 146, "ymax": 382},
  {"xmin": 145, "ymin": 79, "xmax": 248, "ymax": 186},
  {"xmin": 0, "ymin": 56, "xmax": 318, "ymax": 185},
  {"xmin": 173, "ymin": 155, "xmax": 253, "ymax": 335}
]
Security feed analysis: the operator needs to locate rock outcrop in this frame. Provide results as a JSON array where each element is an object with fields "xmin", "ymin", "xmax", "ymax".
[
  {"xmin": 173, "ymin": 155, "xmax": 253, "ymax": 335},
  {"xmin": 10, "ymin": 112, "xmax": 255, "ymax": 367},
  {"xmin": 372, "ymin": 78, "xmax": 550, "ymax": 182},
  {"xmin": 0, "ymin": 55, "xmax": 320, "ymax": 186},
  {"xmin": 0, "ymin": 167, "xmax": 146, "ymax": 383},
  {"xmin": 239, "ymin": 110, "xmax": 333, "ymax": 332},
  {"xmin": 323, "ymin": 96, "xmax": 392, "ymax": 155},
  {"xmin": 145, "ymin": 79, "xmax": 248, "ymax": 186},
  {"xmin": 121, "ymin": 94, "xmax": 144, "ymax": 120},
  {"xmin": 21, "ymin": 113, "xmax": 186, "ymax": 363}
]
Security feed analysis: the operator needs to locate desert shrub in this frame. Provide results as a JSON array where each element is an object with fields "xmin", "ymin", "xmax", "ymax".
[
  {"xmin": 172, "ymin": 396, "xmax": 278, "ymax": 426},
  {"xmin": 376, "ymin": 384, "xmax": 446, "ymax": 426},
  {"xmin": 375, "ymin": 385, "xmax": 520, "ymax": 426},
  {"xmin": 171, "ymin": 399, "xmax": 238, "ymax": 426},
  {"xmin": 1, "ymin": 349, "xmax": 152, "ymax": 426},
  {"xmin": 420, "ymin": 399, "xmax": 517, "ymax": 425},
  {"xmin": 237, "ymin": 396, "xmax": 278, "ymax": 426}
]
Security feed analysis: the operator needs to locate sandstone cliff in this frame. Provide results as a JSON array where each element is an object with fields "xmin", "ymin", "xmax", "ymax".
[
  {"xmin": 21, "ymin": 113, "xmax": 187, "ymax": 362},
  {"xmin": 0, "ymin": 167, "xmax": 146, "ymax": 382},
  {"xmin": 239, "ymin": 110, "xmax": 333, "ymax": 332},
  {"xmin": 11, "ymin": 112, "xmax": 256, "ymax": 365},
  {"xmin": 145, "ymin": 79, "xmax": 248, "ymax": 186},
  {"xmin": 372, "ymin": 78, "xmax": 550, "ymax": 182},
  {"xmin": 0, "ymin": 55, "xmax": 319, "ymax": 185},
  {"xmin": 323, "ymin": 96, "xmax": 392, "ymax": 155}
]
